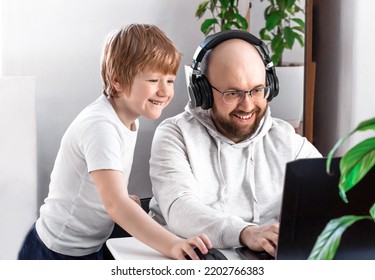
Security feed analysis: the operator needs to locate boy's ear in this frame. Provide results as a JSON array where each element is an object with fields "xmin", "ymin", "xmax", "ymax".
[{"xmin": 111, "ymin": 78, "xmax": 123, "ymax": 92}]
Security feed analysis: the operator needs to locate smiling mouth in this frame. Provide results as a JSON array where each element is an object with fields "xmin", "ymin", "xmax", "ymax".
[
  {"xmin": 149, "ymin": 100, "xmax": 163, "ymax": 106},
  {"xmin": 233, "ymin": 112, "xmax": 254, "ymax": 120}
]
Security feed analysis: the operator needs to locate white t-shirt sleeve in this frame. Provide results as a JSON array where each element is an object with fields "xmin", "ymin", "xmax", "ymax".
[{"xmin": 79, "ymin": 120, "xmax": 124, "ymax": 173}]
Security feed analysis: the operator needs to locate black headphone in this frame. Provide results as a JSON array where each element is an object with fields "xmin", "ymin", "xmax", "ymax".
[{"xmin": 188, "ymin": 30, "xmax": 279, "ymax": 109}]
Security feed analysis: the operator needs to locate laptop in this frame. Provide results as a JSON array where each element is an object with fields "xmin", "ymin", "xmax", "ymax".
[{"xmin": 236, "ymin": 157, "xmax": 375, "ymax": 260}]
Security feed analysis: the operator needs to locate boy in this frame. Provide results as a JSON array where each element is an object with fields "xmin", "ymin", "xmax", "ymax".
[{"xmin": 18, "ymin": 24, "xmax": 211, "ymax": 260}]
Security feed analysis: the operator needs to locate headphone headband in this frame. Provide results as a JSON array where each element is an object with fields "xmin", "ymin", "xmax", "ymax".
[
  {"xmin": 193, "ymin": 30, "xmax": 262, "ymax": 62},
  {"xmin": 188, "ymin": 30, "xmax": 279, "ymax": 109}
]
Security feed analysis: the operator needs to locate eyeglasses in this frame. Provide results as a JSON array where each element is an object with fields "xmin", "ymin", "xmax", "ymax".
[{"xmin": 210, "ymin": 84, "xmax": 270, "ymax": 104}]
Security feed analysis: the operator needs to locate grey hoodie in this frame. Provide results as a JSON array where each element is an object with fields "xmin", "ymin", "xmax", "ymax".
[{"xmin": 149, "ymin": 103, "xmax": 322, "ymax": 248}]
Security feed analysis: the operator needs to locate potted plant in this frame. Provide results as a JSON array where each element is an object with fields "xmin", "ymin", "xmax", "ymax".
[
  {"xmin": 195, "ymin": 0, "xmax": 248, "ymax": 36},
  {"xmin": 259, "ymin": 0, "xmax": 305, "ymax": 66},
  {"xmin": 308, "ymin": 117, "xmax": 375, "ymax": 260},
  {"xmin": 257, "ymin": 0, "xmax": 305, "ymax": 132},
  {"xmin": 195, "ymin": 0, "xmax": 305, "ymax": 65}
]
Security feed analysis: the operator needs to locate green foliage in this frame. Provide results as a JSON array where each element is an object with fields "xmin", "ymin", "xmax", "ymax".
[
  {"xmin": 326, "ymin": 117, "xmax": 375, "ymax": 202},
  {"xmin": 308, "ymin": 215, "xmax": 371, "ymax": 260},
  {"xmin": 195, "ymin": 0, "xmax": 248, "ymax": 36},
  {"xmin": 309, "ymin": 117, "xmax": 375, "ymax": 260},
  {"xmin": 259, "ymin": 0, "xmax": 305, "ymax": 66}
]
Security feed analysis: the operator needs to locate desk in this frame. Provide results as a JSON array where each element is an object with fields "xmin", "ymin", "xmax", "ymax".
[{"xmin": 106, "ymin": 237, "xmax": 241, "ymax": 260}]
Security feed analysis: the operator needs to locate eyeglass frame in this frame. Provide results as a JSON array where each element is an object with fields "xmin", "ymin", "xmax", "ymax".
[{"xmin": 210, "ymin": 84, "xmax": 271, "ymax": 104}]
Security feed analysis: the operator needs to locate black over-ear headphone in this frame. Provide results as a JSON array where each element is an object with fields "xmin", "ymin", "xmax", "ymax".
[{"xmin": 188, "ymin": 30, "xmax": 279, "ymax": 109}]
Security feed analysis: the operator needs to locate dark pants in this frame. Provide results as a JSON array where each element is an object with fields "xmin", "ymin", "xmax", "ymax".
[{"xmin": 18, "ymin": 223, "xmax": 104, "ymax": 260}]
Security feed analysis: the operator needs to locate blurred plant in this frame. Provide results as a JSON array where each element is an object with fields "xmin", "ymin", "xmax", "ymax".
[
  {"xmin": 195, "ymin": 0, "xmax": 248, "ymax": 36},
  {"xmin": 259, "ymin": 0, "xmax": 305, "ymax": 66},
  {"xmin": 308, "ymin": 117, "xmax": 375, "ymax": 260}
]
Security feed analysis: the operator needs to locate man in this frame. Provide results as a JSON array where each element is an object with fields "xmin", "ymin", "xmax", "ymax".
[{"xmin": 149, "ymin": 31, "xmax": 321, "ymax": 257}]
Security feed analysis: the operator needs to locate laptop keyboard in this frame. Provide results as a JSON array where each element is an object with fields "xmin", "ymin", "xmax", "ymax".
[
  {"xmin": 235, "ymin": 246, "xmax": 275, "ymax": 260},
  {"xmin": 257, "ymin": 251, "xmax": 275, "ymax": 260}
]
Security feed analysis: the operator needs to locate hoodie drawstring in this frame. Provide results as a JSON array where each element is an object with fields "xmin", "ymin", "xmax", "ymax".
[
  {"xmin": 216, "ymin": 141, "xmax": 227, "ymax": 205},
  {"xmin": 248, "ymin": 144, "xmax": 259, "ymax": 222}
]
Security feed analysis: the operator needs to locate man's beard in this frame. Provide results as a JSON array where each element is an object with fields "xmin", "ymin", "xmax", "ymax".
[{"xmin": 211, "ymin": 104, "xmax": 266, "ymax": 142}]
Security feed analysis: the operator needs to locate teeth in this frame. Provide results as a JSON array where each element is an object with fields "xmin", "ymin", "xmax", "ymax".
[
  {"xmin": 150, "ymin": 100, "xmax": 162, "ymax": 105},
  {"xmin": 236, "ymin": 113, "xmax": 253, "ymax": 119}
]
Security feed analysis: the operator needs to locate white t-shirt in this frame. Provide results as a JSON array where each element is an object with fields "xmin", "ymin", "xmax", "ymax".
[{"xmin": 36, "ymin": 95, "xmax": 138, "ymax": 256}]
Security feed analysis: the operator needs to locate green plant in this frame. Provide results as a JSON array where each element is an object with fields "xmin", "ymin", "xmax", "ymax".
[
  {"xmin": 308, "ymin": 117, "xmax": 375, "ymax": 260},
  {"xmin": 195, "ymin": 0, "xmax": 248, "ymax": 36},
  {"xmin": 259, "ymin": 0, "xmax": 305, "ymax": 66}
]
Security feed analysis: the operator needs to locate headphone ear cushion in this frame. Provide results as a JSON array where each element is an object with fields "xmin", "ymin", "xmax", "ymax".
[
  {"xmin": 189, "ymin": 75, "xmax": 213, "ymax": 109},
  {"xmin": 188, "ymin": 79, "xmax": 201, "ymax": 108},
  {"xmin": 266, "ymin": 69, "xmax": 279, "ymax": 102},
  {"xmin": 199, "ymin": 75, "xmax": 213, "ymax": 109}
]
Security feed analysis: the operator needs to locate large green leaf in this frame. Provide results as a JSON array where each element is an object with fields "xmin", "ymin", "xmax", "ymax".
[
  {"xmin": 286, "ymin": 0, "xmax": 297, "ymax": 10},
  {"xmin": 209, "ymin": 0, "xmax": 218, "ymax": 10},
  {"xmin": 326, "ymin": 117, "xmax": 375, "ymax": 173},
  {"xmin": 284, "ymin": 26, "xmax": 295, "ymax": 49},
  {"xmin": 308, "ymin": 215, "xmax": 368, "ymax": 260},
  {"xmin": 271, "ymin": 53, "xmax": 282, "ymax": 66},
  {"xmin": 266, "ymin": 11, "xmax": 283, "ymax": 30},
  {"xmin": 271, "ymin": 32, "xmax": 283, "ymax": 51},
  {"xmin": 196, "ymin": 1, "xmax": 210, "ymax": 18},
  {"xmin": 338, "ymin": 137, "xmax": 375, "ymax": 202},
  {"xmin": 370, "ymin": 203, "xmax": 375, "ymax": 219},
  {"xmin": 292, "ymin": 25, "xmax": 305, "ymax": 34},
  {"xmin": 201, "ymin": 18, "xmax": 218, "ymax": 34},
  {"xmin": 234, "ymin": 14, "xmax": 248, "ymax": 30},
  {"xmin": 339, "ymin": 137, "xmax": 375, "ymax": 179},
  {"xmin": 259, "ymin": 28, "xmax": 271, "ymax": 41},
  {"xmin": 292, "ymin": 18, "xmax": 305, "ymax": 28},
  {"xmin": 294, "ymin": 4, "xmax": 304, "ymax": 13},
  {"xmin": 219, "ymin": 0, "xmax": 229, "ymax": 8},
  {"xmin": 294, "ymin": 32, "xmax": 304, "ymax": 47},
  {"xmin": 264, "ymin": 5, "xmax": 272, "ymax": 19},
  {"xmin": 271, "ymin": 34, "xmax": 284, "ymax": 65}
]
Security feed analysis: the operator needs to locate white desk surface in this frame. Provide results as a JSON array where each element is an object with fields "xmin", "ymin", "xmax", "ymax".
[{"xmin": 106, "ymin": 237, "xmax": 241, "ymax": 260}]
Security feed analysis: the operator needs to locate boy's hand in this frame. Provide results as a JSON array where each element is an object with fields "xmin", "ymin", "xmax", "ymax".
[{"xmin": 170, "ymin": 233, "xmax": 213, "ymax": 260}]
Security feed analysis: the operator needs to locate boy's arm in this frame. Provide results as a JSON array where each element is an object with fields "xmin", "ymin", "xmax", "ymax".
[{"xmin": 91, "ymin": 169, "xmax": 211, "ymax": 259}]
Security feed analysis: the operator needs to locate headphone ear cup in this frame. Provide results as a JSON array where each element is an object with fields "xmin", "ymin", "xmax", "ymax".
[
  {"xmin": 266, "ymin": 68, "xmax": 279, "ymax": 102},
  {"xmin": 188, "ymin": 75, "xmax": 213, "ymax": 109},
  {"xmin": 199, "ymin": 75, "xmax": 213, "ymax": 109},
  {"xmin": 188, "ymin": 79, "xmax": 201, "ymax": 108}
]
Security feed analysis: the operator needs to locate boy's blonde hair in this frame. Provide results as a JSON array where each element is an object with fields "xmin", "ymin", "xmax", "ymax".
[{"xmin": 101, "ymin": 24, "xmax": 181, "ymax": 97}]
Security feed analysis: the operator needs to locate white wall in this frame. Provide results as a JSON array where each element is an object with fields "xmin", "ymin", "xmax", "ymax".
[
  {"xmin": 0, "ymin": 0, "xmax": 2, "ymax": 76},
  {"xmin": 350, "ymin": 0, "xmax": 375, "ymax": 146},
  {"xmin": 0, "ymin": 77, "xmax": 37, "ymax": 259}
]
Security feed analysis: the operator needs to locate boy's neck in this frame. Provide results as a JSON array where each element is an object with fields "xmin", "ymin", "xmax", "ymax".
[{"xmin": 108, "ymin": 96, "xmax": 137, "ymax": 131}]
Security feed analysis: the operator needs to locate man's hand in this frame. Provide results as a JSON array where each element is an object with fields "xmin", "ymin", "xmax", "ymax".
[{"xmin": 240, "ymin": 223, "xmax": 279, "ymax": 257}]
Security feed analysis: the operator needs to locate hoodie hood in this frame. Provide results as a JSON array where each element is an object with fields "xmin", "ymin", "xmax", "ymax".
[{"xmin": 185, "ymin": 102, "xmax": 273, "ymax": 147}]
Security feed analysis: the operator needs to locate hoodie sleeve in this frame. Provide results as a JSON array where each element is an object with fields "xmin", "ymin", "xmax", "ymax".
[{"xmin": 149, "ymin": 119, "xmax": 252, "ymax": 248}]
